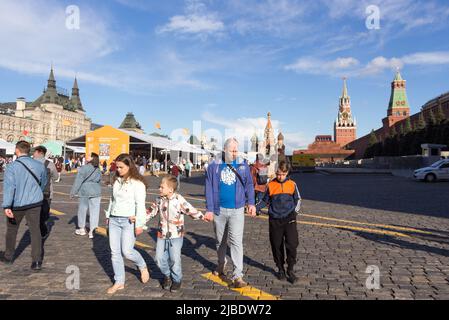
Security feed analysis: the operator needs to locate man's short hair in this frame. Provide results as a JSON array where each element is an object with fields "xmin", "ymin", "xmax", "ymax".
[
  {"xmin": 162, "ymin": 175, "xmax": 178, "ymax": 191},
  {"xmin": 224, "ymin": 137, "xmax": 239, "ymax": 150},
  {"xmin": 16, "ymin": 141, "xmax": 31, "ymax": 155},
  {"xmin": 34, "ymin": 145, "xmax": 47, "ymax": 156}
]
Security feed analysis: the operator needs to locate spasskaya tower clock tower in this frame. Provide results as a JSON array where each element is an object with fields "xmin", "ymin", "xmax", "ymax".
[{"xmin": 334, "ymin": 78, "xmax": 357, "ymax": 147}]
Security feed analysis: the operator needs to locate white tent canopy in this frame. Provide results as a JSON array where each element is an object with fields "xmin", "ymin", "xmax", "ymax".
[
  {"xmin": 0, "ymin": 139, "xmax": 15, "ymax": 155},
  {"xmin": 66, "ymin": 146, "xmax": 86, "ymax": 154},
  {"xmin": 120, "ymin": 129, "xmax": 208, "ymax": 154}
]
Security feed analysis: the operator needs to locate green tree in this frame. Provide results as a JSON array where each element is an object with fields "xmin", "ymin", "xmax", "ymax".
[
  {"xmin": 368, "ymin": 130, "xmax": 378, "ymax": 146},
  {"xmin": 390, "ymin": 126, "xmax": 397, "ymax": 137},
  {"xmin": 435, "ymin": 105, "xmax": 446, "ymax": 124},
  {"xmin": 416, "ymin": 113, "xmax": 426, "ymax": 130},
  {"xmin": 404, "ymin": 117, "xmax": 412, "ymax": 134},
  {"xmin": 428, "ymin": 109, "xmax": 436, "ymax": 126}
]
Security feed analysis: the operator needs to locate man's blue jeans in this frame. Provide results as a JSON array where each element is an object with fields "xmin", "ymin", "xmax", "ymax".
[{"xmin": 213, "ymin": 207, "xmax": 245, "ymax": 281}]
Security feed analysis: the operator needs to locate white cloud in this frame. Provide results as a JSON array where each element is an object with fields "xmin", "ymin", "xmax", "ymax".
[
  {"xmin": 156, "ymin": 0, "xmax": 224, "ymax": 37},
  {"xmin": 285, "ymin": 57, "xmax": 360, "ymax": 75},
  {"xmin": 401, "ymin": 52, "xmax": 449, "ymax": 65},
  {"xmin": 359, "ymin": 56, "xmax": 404, "ymax": 76},
  {"xmin": 201, "ymin": 111, "xmax": 309, "ymax": 153},
  {"xmin": 286, "ymin": 51, "xmax": 449, "ymax": 77},
  {"xmin": 157, "ymin": 14, "xmax": 224, "ymax": 34}
]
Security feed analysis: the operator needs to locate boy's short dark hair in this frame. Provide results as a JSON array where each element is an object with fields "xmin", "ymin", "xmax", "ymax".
[
  {"xmin": 277, "ymin": 161, "xmax": 290, "ymax": 173},
  {"xmin": 16, "ymin": 141, "xmax": 31, "ymax": 155},
  {"xmin": 34, "ymin": 145, "xmax": 47, "ymax": 155},
  {"xmin": 162, "ymin": 175, "xmax": 178, "ymax": 191}
]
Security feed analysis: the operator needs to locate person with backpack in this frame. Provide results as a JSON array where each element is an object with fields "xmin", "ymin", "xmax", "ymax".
[
  {"xmin": 1, "ymin": 141, "xmax": 48, "ymax": 271},
  {"xmin": 70, "ymin": 153, "xmax": 102, "ymax": 239},
  {"xmin": 251, "ymin": 154, "xmax": 269, "ymax": 216},
  {"xmin": 33, "ymin": 146, "xmax": 58, "ymax": 239}
]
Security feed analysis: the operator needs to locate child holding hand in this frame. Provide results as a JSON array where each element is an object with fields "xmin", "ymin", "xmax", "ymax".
[{"xmin": 146, "ymin": 175, "xmax": 210, "ymax": 292}]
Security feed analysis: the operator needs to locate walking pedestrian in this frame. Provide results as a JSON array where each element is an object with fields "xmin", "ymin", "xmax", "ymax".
[
  {"xmin": 33, "ymin": 146, "xmax": 58, "ymax": 239},
  {"xmin": 185, "ymin": 160, "xmax": 191, "ymax": 179},
  {"xmin": 105, "ymin": 154, "xmax": 150, "ymax": 294},
  {"xmin": 146, "ymin": 175, "xmax": 209, "ymax": 292},
  {"xmin": 256, "ymin": 161, "xmax": 301, "ymax": 284},
  {"xmin": 70, "ymin": 153, "xmax": 102, "ymax": 239},
  {"xmin": 55, "ymin": 157, "xmax": 63, "ymax": 183},
  {"xmin": 204, "ymin": 138, "xmax": 256, "ymax": 288},
  {"xmin": 108, "ymin": 160, "xmax": 117, "ymax": 187},
  {"xmin": 102, "ymin": 160, "xmax": 108, "ymax": 175},
  {"xmin": 171, "ymin": 163, "xmax": 181, "ymax": 191},
  {"xmin": 251, "ymin": 153, "xmax": 269, "ymax": 215},
  {"xmin": 1, "ymin": 141, "xmax": 48, "ymax": 271}
]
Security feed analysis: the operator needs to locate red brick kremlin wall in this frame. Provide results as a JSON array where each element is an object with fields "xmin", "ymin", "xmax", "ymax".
[{"xmin": 348, "ymin": 92, "xmax": 449, "ymax": 159}]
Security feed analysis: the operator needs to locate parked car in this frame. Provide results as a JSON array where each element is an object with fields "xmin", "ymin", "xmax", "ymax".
[{"xmin": 414, "ymin": 159, "xmax": 449, "ymax": 182}]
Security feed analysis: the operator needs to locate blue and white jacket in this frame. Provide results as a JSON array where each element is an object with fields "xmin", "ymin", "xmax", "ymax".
[{"xmin": 205, "ymin": 157, "xmax": 255, "ymax": 216}]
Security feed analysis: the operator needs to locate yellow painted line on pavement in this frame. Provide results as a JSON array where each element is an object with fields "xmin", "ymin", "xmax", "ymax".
[
  {"xmin": 255, "ymin": 214, "xmax": 413, "ymax": 238},
  {"xmin": 95, "ymin": 227, "xmax": 154, "ymax": 250},
  {"xmin": 201, "ymin": 272, "xmax": 280, "ymax": 301},
  {"xmin": 301, "ymin": 213, "xmax": 435, "ymax": 235},
  {"xmin": 54, "ymin": 191, "xmax": 70, "ymax": 196},
  {"xmin": 50, "ymin": 209, "xmax": 66, "ymax": 216}
]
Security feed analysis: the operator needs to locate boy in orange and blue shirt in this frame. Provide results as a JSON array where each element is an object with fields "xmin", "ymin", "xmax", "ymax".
[{"xmin": 256, "ymin": 161, "xmax": 301, "ymax": 284}]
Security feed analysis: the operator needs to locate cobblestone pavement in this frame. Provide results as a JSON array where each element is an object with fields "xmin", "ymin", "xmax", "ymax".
[{"xmin": 0, "ymin": 172, "xmax": 448, "ymax": 300}]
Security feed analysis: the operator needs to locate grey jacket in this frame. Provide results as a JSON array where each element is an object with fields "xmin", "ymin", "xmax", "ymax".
[
  {"xmin": 70, "ymin": 163, "xmax": 102, "ymax": 198},
  {"xmin": 35, "ymin": 157, "xmax": 58, "ymax": 200}
]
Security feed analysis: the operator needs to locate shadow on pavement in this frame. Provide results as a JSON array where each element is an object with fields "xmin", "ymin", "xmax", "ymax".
[
  {"xmin": 186, "ymin": 231, "xmax": 276, "ymax": 277},
  {"xmin": 91, "ymin": 230, "xmax": 158, "ymax": 284},
  {"xmin": 352, "ymin": 230, "xmax": 449, "ymax": 258},
  {"xmin": 14, "ymin": 216, "xmax": 60, "ymax": 261}
]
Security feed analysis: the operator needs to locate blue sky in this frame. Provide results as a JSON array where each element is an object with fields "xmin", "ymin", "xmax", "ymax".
[{"xmin": 1, "ymin": 0, "xmax": 449, "ymax": 153}]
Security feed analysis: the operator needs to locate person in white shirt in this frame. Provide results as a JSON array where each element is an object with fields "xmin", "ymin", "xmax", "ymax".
[{"xmin": 104, "ymin": 154, "xmax": 149, "ymax": 294}]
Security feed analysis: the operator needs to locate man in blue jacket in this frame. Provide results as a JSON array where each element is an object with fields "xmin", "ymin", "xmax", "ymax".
[
  {"xmin": 204, "ymin": 138, "xmax": 256, "ymax": 288},
  {"xmin": 1, "ymin": 141, "xmax": 48, "ymax": 271}
]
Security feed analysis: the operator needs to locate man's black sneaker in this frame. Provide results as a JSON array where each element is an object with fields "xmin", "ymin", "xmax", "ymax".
[
  {"xmin": 170, "ymin": 281, "xmax": 182, "ymax": 293},
  {"xmin": 31, "ymin": 261, "xmax": 42, "ymax": 271},
  {"xmin": 287, "ymin": 270, "xmax": 297, "ymax": 284},
  {"xmin": 276, "ymin": 268, "xmax": 287, "ymax": 281},
  {"xmin": 162, "ymin": 276, "xmax": 171, "ymax": 290}
]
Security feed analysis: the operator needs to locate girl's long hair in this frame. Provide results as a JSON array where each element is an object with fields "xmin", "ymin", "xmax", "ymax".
[{"xmin": 114, "ymin": 153, "xmax": 148, "ymax": 188}]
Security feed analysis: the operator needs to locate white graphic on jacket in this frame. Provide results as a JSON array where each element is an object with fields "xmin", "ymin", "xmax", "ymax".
[
  {"xmin": 220, "ymin": 166, "xmax": 236, "ymax": 186},
  {"xmin": 146, "ymin": 193, "xmax": 204, "ymax": 239}
]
